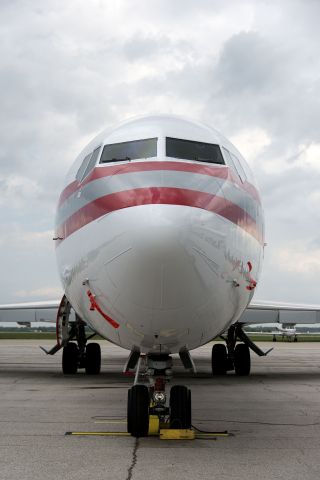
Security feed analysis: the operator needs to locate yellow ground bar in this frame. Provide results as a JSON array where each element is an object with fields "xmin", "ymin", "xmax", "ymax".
[
  {"xmin": 66, "ymin": 432, "xmax": 130, "ymax": 436},
  {"xmin": 65, "ymin": 430, "xmax": 229, "ymax": 438},
  {"xmin": 94, "ymin": 420, "xmax": 127, "ymax": 424}
]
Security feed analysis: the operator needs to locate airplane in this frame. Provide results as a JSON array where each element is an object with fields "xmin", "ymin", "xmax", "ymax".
[
  {"xmin": 246, "ymin": 324, "xmax": 299, "ymax": 342},
  {"xmin": 1, "ymin": 114, "xmax": 320, "ymax": 437},
  {"xmin": 272, "ymin": 325, "xmax": 299, "ymax": 341},
  {"xmin": 273, "ymin": 325, "xmax": 298, "ymax": 341},
  {"xmin": 246, "ymin": 324, "xmax": 320, "ymax": 342}
]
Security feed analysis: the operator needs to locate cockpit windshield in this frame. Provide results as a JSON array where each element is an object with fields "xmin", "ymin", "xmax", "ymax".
[
  {"xmin": 166, "ymin": 137, "xmax": 224, "ymax": 164},
  {"xmin": 100, "ymin": 138, "xmax": 157, "ymax": 163}
]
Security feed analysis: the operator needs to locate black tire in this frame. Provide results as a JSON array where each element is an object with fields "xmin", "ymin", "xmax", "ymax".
[
  {"xmin": 170, "ymin": 385, "xmax": 191, "ymax": 429},
  {"xmin": 234, "ymin": 343, "xmax": 251, "ymax": 376},
  {"xmin": 85, "ymin": 343, "xmax": 101, "ymax": 375},
  {"xmin": 128, "ymin": 385, "xmax": 149, "ymax": 437},
  {"xmin": 127, "ymin": 388, "xmax": 132, "ymax": 434},
  {"xmin": 187, "ymin": 389, "xmax": 192, "ymax": 428},
  {"xmin": 211, "ymin": 343, "xmax": 227, "ymax": 375},
  {"xmin": 62, "ymin": 342, "xmax": 78, "ymax": 374}
]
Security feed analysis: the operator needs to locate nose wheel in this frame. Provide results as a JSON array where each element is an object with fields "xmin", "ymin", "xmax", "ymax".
[
  {"xmin": 126, "ymin": 354, "xmax": 192, "ymax": 437},
  {"xmin": 170, "ymin": 385, "xmax": 192, "ymax": 429},
  {"xmin": 127, "ymin": 385, "xmax": 150, "ymax": 437}
]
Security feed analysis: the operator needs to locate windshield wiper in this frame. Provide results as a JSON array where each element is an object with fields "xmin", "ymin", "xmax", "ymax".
[
  {"xmin": 101, "ymin": 156, "xmax": 131, "ymax": 163},
  {"xmin": 194, "ymin": 157, "xmax": 210, "ymax": 162},
  {"xmin": 194, "ymin": 157, "xmax": 223, "ymax": 164}
]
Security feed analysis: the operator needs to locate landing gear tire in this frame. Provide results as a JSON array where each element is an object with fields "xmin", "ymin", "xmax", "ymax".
[
  {"xmin": 234, "ymin": 343, "xmax": 251, "ymax": 376},
  {"xmin": 127, "ymin": 385, "xmax": 149, "ymax": 437},
  {"xmin": 62, "ymin": 342, "xmax": 78, "ymax": 374},
  {"xmin": 211, "ymin": 344, "xmax": 227, "ymax": 375},
  {"xmin": 170, "ymin": 385, "xmax": 192, "ymax": 429},
  {"xmin": 127, "ymin": 388, "xmax": 133, "ymax": 434},
  {"xmin": 85, "ymin": 343, "xmax": 101, "ymax": 375},
  {"xmin": 187, "ymin": 388, "xmax": 192, "ymax": 428}
]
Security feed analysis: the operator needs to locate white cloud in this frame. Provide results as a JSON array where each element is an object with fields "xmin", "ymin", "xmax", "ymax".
[
  {"xmin": 298, "ymin": 143, "xmax": 320, "ymax": 172},
  {"xmin": 0, "ymin": 175, "xmax": 43, "ymax": 207},
  {"xmin": 15, "ymin": 286, "xmax": 62, "ymax": 299},
  {"xmin": 230, "ymin": 128, "xmax": 271, "ymax": 164},
  {"xmin": 0, "ymin": 226, "xmax": 53, "ymax": 248},
  {"xmin": 274, "ymin": 244, "xmax": 320, "ymax": 274}
]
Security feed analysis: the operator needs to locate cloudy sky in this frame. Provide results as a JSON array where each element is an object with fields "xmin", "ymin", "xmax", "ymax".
[{"xmin": 0, "ymin": 0, "xmax": 319, "ymax": 305}]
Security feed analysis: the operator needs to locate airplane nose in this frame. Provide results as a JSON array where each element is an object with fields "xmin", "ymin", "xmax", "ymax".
[
  {"xmin": 100, "ymin": 204, "xmax": 225, "ymax": 312},
  {"xmin": 83, "ymin": 203, "xmax": 233, "ymax": 351},
  {"xmin": 125, "ymin": 223, "xmax": 200, "ymax": 310}
]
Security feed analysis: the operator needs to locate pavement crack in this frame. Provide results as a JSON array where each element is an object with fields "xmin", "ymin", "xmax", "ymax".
[{"xmin": 126, "ymin": 437, "xmax": 139, "ymax": 480}]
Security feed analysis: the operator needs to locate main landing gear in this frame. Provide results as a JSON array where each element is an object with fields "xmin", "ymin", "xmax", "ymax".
[
  {"xmin": 211, "ymin": 324, "xmax": 273, "ymax": 376},
  {"xmin": 62, "ymin": 340, "xmax": 101, "ymax": 375},
  {"xmin": 40, "ymin": 295, "xmax": 101, "ymax": 375},
  {"xmin": 126, "ymin": 353, "xmax": 192, "ymax": 437},
  {"xmin": 61, "ymin": 319, "xmax": 101, "ymax": 375}
]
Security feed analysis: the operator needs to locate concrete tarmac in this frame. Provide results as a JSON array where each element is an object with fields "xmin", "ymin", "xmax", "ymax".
[{"xmin": 1, "ymin": 340, "xmax": 320, "ymax": 480}]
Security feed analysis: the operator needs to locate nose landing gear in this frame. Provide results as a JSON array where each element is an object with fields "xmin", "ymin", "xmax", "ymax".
[{"xmin": 126, "ymin": 354, "xmax": 192, "ymax": 437}]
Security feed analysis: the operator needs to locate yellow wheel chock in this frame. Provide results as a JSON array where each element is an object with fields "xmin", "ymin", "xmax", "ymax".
[
  {"xmin": 160, "ymin": 429, "xmax": 195, "ymax": 440},
  {"xmin": 148, "ymin": 415, "xmax": 160, "ymax": 435}
]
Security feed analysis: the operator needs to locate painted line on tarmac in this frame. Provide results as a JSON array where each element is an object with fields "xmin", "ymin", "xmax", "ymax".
[{"xmin": 94, "ymin": 420, "xmax": 127, "ymax": 424}]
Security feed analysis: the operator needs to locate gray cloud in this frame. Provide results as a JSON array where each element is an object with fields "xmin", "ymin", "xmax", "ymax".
[{"xmin": 215, "ymin": 32, "xmax": 285, "ymax": 94}]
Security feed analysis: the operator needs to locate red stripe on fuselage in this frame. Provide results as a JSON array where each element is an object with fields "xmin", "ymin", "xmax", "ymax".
[
  {"xmin": 58, "ymin": 162, "xmax": 261, "ymax": 207},
  {"xmin": 59, "ymin": 179, "xmax": 80, "ymax": 206},
  {"xmin": 55, "ymin": 187, "xmax": 263, "ymax": 244}
]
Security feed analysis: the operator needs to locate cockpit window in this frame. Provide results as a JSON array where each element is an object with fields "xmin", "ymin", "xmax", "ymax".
[
  {"xmin": 76, "ymin": 153, "xmax": 91, "ymax": 181},
  {"xmin": 166, "ymin": 137, "xmax": 224, "ymax": 164},
  {"xmin": 81, "ymin": 147, "xmax": 101, "ymax": 181},
  {"xmin": 221, "ymin": 147, "xmax": 246, "ymax": 183},
  {"xmin": 100, "ymin": 138, "xmax": 157, "ymax": 163},
  {"xmin": 230, "ymin": 152, "xmax": 247, "ymax": 182},
  {"xmin": 75, "ymin": 147, "xmax": 101, "ymax": 182}
]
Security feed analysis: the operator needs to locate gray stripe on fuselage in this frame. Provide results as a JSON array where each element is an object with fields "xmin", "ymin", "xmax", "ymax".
[{"xmin": 56, "ymin": 170, "xmax": 260, "ymax": 226}]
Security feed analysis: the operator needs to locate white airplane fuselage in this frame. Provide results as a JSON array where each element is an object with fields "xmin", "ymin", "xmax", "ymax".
[
  {"xmin": 275, "ymin": 326, "xmax": 297, "ymax": 337},
  {"xmin": 55, "ymin": 115, "xmax": 264, "ymax": 355}
]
